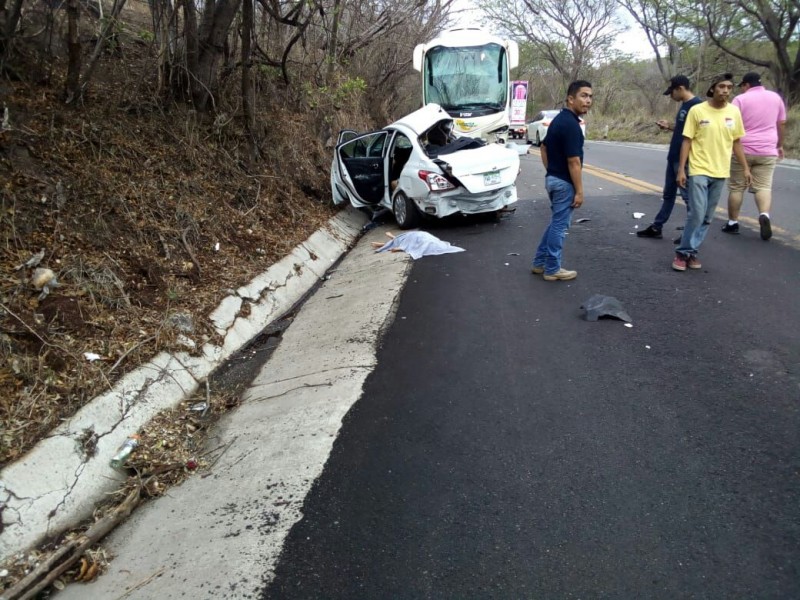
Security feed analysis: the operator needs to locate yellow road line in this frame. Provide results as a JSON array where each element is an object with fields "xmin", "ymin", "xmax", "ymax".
[
  {"xmin": 526, "ymin": 147, "xmax": 800, "ymax": 247},
  {"xmin": 582, "ymin": 164, "xmax": 661, "ymax": 194}
]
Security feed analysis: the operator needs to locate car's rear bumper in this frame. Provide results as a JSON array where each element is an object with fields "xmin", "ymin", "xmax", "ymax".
[{"xmin": 414, "ymin": 184, "xmax": 517, "ymax": 218}]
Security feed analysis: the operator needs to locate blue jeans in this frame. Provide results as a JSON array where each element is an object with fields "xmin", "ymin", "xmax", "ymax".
[
  {"xmin": 533, "ymin": 175, "xmax": 574, "ymax": 275},
  {"xmin": 653, "ymin": 161, "xmax": 689, "ymax": 229},
  {"xmin": 677, "ymin": 175, "xmax": 725, "ymax": 256}
]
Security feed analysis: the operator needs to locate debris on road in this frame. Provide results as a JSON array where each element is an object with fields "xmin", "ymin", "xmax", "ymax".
[
  {"xmin": 581, "ymin": 294, "xmax": 632, "ymax": 323},
  {"xmin": 110, "ymin": 435, "xmax": 141, "ymax": 469},
  {"xmin": 632, "ymin": 212, "xmax": 646, "ymax": 219},
  {"xmin": 576, "ymin": 218, "xmax": 591, "ymax": 223}
]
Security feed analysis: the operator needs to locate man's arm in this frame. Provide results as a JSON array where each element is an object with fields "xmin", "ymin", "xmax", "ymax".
[
  {"xmin": 567, "ymin": 156, "xmax": 583, "ymax": 208},
  {"xmin": 732, "ymin": 139, "xmax": 752, "ymax": 186},
  {"xmin": 677, "ymin": 137, "xmax": 691, "ymax": 188},
  {"xmin": 540, "ymin": 143, "xmax": 548, "ymax": 169},
  {"xmin": 777, "ymin": 120, "xmax": 786, "ymax": 159}
]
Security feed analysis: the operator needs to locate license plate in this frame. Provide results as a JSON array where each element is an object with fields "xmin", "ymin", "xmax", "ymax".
[{"xmin": 483, "ymin": 171, "xmax": 501, "ymax": 185}]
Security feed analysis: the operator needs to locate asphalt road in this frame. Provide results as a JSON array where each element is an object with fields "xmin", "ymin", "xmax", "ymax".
[{"xmin": 263, "ymin": 144, "xmax": 800, "ymax": 598}]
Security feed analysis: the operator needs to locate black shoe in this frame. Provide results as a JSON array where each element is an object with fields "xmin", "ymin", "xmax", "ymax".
[
  {"xmin": 722, "ymin": 222, "xmax": 739, "ymax": 234},
  {"xmin": 673, "ymin": 236, "xmax": 681, "ymax": 244},
  {"xmin": 636, "ymin": 225, "xmax": 662, "ymax": 239},
  {"xmin": 759, "ymin": 215, "xmax": 772, "ymax": 240}
]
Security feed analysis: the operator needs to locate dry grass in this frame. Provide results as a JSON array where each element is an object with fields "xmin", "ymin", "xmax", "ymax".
[
  {"xmin": 588, "ymin": 105, "xmax": 800, "ymax": 160},
  {"xmin": 0, "ymin": 54, "xmax": 373, "ymax": 469}
]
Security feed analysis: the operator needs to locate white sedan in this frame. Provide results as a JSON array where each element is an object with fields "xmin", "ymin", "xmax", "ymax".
[
  {"xmin": 331, "ymin": 104, "xmax": 520, "ymax": 229},
  {"xmin": 526, "ymin": 109, "xmax": 586, "ymax": 146}
]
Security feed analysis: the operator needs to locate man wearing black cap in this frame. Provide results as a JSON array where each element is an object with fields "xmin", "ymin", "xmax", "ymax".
[
  {"xmin": 722, "ymin": 72, "xmax": 787, "ymax": 240},
  {"xmin": 673, "ymin": 73, "xmax": 751, "ymax": 271},
  {"xmin": 637, "ymin": 75, "xmax": 702, "ymax": 240}
]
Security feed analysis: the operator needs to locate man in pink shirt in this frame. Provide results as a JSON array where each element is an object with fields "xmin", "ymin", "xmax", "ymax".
[{"xmin": 722, "ymin": 72, "xmax": 787, "ymax": 240}]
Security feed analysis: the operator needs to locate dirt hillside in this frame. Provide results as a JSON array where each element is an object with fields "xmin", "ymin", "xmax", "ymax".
[{"xmin": 0, "ymin": 60, "xmax": 355, "ymax": 467}]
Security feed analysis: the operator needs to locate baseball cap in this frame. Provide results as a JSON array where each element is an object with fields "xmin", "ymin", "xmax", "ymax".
[
  {"xmin": 663, "ymin": 75, "xmax": 690, "ymax": 96},
  {"xmin": 738, "ymin": 72, "xmax": 762, "ymax": 87},
  {"xmin": 706, "ymin": 72, "xmax": 734, "ymax": 97}
]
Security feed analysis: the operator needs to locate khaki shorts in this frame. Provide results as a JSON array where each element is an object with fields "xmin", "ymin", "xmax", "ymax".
[{"xmin": 729, "ymin": 154, "xmax": 777, "ymax": 193}]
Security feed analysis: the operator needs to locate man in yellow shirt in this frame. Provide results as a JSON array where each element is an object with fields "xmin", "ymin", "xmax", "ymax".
[{"xmin": 673, "ymin": 73, "xmax": 751, "ymax": 271}]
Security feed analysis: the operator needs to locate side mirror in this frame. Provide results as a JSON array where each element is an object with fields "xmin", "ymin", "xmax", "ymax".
[
  {"xmin": 413, "ymin": 44, "xmax": 424, "ymax": 72},
  {"xmin": 507, "ymin": 41, "xmax": 519, "ymax": 69}
]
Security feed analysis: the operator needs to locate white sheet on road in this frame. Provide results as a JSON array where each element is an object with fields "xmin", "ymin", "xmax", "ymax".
[{"xmin": 375, "ymin": 231, "xmax": 465, "ymax": 260}]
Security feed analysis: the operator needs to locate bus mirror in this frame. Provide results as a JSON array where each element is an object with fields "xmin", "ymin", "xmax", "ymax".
[
  {"xmin": 413, "ymin": 44, "xmax": 424, "ymax": 71},
  {"xmin": 507, "ymin": 40, "xmax": 519, "ymax": 69}
]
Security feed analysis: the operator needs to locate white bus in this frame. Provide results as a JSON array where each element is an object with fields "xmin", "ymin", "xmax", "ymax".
[{"xmin": 413, "ymin": 28, "xmax": 519, "ymax": 142}]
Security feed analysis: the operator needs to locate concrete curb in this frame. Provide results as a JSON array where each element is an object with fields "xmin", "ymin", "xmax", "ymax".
[
  {"xmin": 0, "ymin": 207, "xmax": 369, "ymax": 562},
  {"xmin": 54, "ymin": 224, "xmax": 412, "ymax": 599}
]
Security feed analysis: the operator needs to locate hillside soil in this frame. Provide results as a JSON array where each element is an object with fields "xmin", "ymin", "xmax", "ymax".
[{"xmin": 0, "ymin": 70, "xmax": 342, "ymax": 469}]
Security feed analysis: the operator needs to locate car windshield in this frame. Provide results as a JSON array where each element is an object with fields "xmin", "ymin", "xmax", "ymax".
[{"xmin": 423, "ymin": 43, "xmax": 508, "ymax": 116}]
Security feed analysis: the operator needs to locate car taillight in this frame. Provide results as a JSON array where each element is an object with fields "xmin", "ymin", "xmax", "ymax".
[{"xmin": 418, "ymin": 170, "xmax": 455, "ymax": 191}]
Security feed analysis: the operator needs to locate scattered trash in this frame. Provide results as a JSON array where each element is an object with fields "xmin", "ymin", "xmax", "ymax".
[
  {"xmin": 645, "ymin": 345, "xmax": 651, "ymax": 349},
  {"xmin": 186, "ymin": 459, "xmax": 199, "ymax": 470},
  {"xmin": 110, "ymin": 435, "xmax": 141, "ymax": 469},
  {"xmin": 633, "ymin": 212, "xmax": 646, "ymax": 219},
  {"xmin": 504, "ymin": 262, "xmax": 510, "ymax": 266},
  {"xmin": 13, "ymin": 248, "xmax": 45, "ymax": 271},
  {"xmin": 581, "ymin": 294, "xmax": 632, "ymax": 323},
  {"xmin": 624, "ymin": 323, "xmax": 633, "ymax": 328},
  {"xmin": 507, "ymin": 252, "xmax": 520, "ymax": 256},
  {"xmin": 576, "ymin": 218, "xmax": 591, "ymax": 223},
  {"xmin": 83, "ymin": 352, "xmax": 102, "ymax": 362},
  {"xmin": 189, "ymin": 401, "xmax": 210, "ymax": 417},
  {"xmin": 214, "ymin": 242, "xmax": 220, "ymax": 252},
  {"xmin": 31, "ymin": 267, "xmax": 60, "ymax": 300},
  {"xmin": 373, "ymin": 231, "xmax": 465, "ymax": 260}
]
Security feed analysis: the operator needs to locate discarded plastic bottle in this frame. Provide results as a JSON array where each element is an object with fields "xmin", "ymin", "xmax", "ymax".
[{"xmin": 110, "ymin": 435, "xmax": 140, "ymax": 469}]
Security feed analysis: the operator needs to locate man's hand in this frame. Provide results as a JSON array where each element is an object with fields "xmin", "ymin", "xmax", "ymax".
[
  {"xmin": 778, "ymin": 146, "xmax": 785, "ymax": 160},
  {"xmin": 571, "ymin": 191, "xmax": 584, "ymax": 208},
  {"xmin": 656, "ymin": 119, "xmax": 670, "ymax": 130},
  {"xmin": 743, "ymin": 169, "xmax": 752, "ymax": 187},
  {"xmin": 676, "ymin": 170, "xmax": 687, "ymax": 188}
]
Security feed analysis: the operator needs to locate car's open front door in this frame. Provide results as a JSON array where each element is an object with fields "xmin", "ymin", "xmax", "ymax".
[{"xmin": 333, "ymin": 131, "xmax": 390, "ymax": 208}]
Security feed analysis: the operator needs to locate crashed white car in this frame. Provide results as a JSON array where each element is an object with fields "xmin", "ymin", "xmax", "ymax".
[{"xmin": 331, "ymin": 104, "xmax": 520, "ymax": 229}]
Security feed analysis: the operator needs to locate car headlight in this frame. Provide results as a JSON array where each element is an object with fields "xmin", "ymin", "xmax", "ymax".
[{"xmin": 418, "ymin": 170, "xmax": 455, "ymax": 191}]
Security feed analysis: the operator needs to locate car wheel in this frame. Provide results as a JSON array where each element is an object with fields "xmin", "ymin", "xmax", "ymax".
[
  {"xmin": 393, "ymin": 192, "xmax": 421, "ymax": 229},
  {"xmin": 535, "ymin": 132, "xmax": 541, "ymax": 146}
]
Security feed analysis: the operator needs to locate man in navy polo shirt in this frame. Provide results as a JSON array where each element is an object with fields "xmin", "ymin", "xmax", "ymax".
[{"xmin": 532, "ymin": 80, "xmax": 592, "ymax": 281}]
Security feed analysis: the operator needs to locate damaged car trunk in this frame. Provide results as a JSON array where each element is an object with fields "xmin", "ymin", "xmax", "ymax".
[{"xmin": 331, "ymin": 104, "xmax": 520, "ymax": 229}]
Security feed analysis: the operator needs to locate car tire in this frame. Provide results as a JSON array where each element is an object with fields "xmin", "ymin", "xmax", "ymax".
[
  {"xmin": 535, "ymin": 132, "xmax": 541, "ymax": 146},
  {"xmin": 393, "ymin": 192, "xmax": 421, "ymax": 230}
]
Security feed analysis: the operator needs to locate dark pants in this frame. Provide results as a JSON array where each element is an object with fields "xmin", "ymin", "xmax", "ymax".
[{"xmin": 653, "ymin": 161, "xmax": 689, "ymax": 230}]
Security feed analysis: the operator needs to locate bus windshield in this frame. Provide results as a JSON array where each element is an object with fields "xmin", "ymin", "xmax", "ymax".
[{"xmin": 423, "ymin": 43, "xmax": 508, "ymax": 116}]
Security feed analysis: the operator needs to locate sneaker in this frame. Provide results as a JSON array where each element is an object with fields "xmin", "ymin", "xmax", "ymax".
[
  {"xmin": 636, "ymin": 225, "xmax": 663, "ymax": 239},
  {"xmin": 721, "ymin": 222, "xmax": 739, "ymax": 234},
  {"xmin": 531, "ymin": 265, "xmax": 544, "ymax": 274},
  {"xmin": 687, "ymin": 256, "xmax": 702, "ymax": 269},
  {"xmin": 672, "ymin": 254, "xmax": 687, "ymax": 271},
  {"xmin": 543, "ymin": 268, "xmax": 577, "ymax": 281},
  {"xmin": 759, "ymin": 215, "xmax": 772, "ymax": 240}
]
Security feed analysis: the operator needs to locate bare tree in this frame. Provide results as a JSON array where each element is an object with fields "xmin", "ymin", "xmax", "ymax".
[
  {"xmin": 480, "ymin": 0, "xmax": 625, "ymax": 86},
  {"xmin": 242, "ymin": 0, "xmax": 258, "ymax": 159},
  {"xmin": 64, "ymin": 0, "xmax": 81, "ymax": 103},
  {"xmin": 697, "ymin": 0, "xmax": 800, "ymax": 106},
  {"xmin": 615, "ymin": 0, "xmax": 690, "ymax": 80}
]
